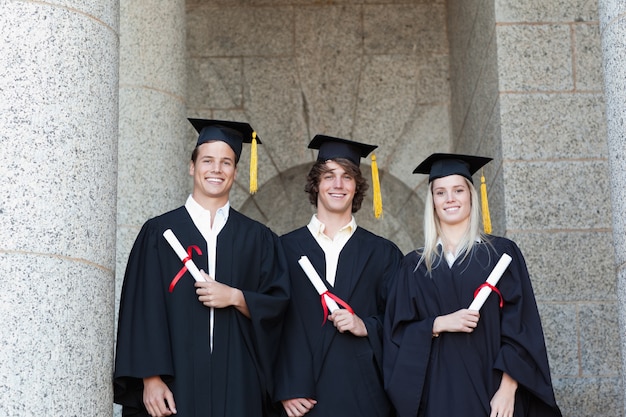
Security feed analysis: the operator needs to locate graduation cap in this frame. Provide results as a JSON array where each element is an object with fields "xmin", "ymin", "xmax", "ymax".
[
  {"xmin": 308, "ymin": 134, "xmax": 384, "ymax": 219},
  {"xmin": 188, "ymin": 118, "xmax": 261, "ymax": 194},
  {"xmin": 413, "ymin": 153, "xmax": 492, "ymax": 184},
  {"xmin": 413, "ymin": 153, "xmax": 494, "ymax": 233},
  {"xmin": 309, "ymin": 135, "xmax": 378, "ymax": 167}
]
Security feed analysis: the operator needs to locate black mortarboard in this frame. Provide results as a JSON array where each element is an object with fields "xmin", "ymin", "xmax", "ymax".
[
  {"xmin": 308, "ymin": 135, "xmax": 378, "ymax": 167},
  {"xmin": 188, "ymin": 118, "xmax": 262, "ymax": 194},
  {"xmin": 308, "ymin": 134, "xmax": 384, "ymax": 218},
  {"xmin": 413, "ymin": 153, "xmax": 492, "ymax": 184},
  {"xmin": 188, "ymin": 118, "xmax": 261, "ymax": 163}
]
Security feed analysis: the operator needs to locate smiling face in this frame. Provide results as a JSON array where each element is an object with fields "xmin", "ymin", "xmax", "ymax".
[
  {"xmin": 316, "ymin": 160, "xmax": 357, "ymax": 218},
  {"xmin": 431, "ymin": 174, "xmax": 472, "ymax": 230},
  {"xmin": 189, "ymin": 140, "xmax": 237, "ymax": 208}
]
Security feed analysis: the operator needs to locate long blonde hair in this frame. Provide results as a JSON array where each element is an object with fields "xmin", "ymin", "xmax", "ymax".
[{"xmin": 418, "ymin": 177, "xmax": 486, "ymax": 274}]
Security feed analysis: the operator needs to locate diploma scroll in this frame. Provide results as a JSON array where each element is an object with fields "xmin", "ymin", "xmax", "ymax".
[
  {"xmin": 298, "ymin": 256, "xmax": 340, "ymax": 313},
  {"xmin": 468, "ymin": 253, "xmax": 512, "ymax": 311},
  {"xmin": 164, "ymin": 229, "xmax": 215, "ymax": 351},
  {"xmin": 163, "ymin": 229, "xmax": 205, "ymax": 283}
]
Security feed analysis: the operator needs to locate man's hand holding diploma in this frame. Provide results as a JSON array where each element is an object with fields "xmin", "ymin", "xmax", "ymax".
[
  {"xmin": 328, "ymin": 309, "xmax": 368, "ymax": 336},
  {"xmin": 195, "ymin": 271, "xmax": 250, "ymax": 318}
]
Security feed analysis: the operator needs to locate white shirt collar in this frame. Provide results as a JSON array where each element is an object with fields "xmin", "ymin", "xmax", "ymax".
[
  {"xmin": 306, "ymin": 214, "xmax": 357, "ymax": 286},
  {"xmin": 185, "ymin": 195, "xmax": 230, "ymax": 225},
  {"xmin": 307, "ymin": 214, "xmax": 356, "ymax": 239}
]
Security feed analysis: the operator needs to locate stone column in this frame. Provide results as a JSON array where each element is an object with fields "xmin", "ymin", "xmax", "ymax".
[
  {"xmin": 0, "ymin": 1, "xmax": 119, "ymax": 416},
  {"xmin": 116, "ymin": 4, "xmax": 188, "ymax": 294},
  {"xmin": 116, "ymin": 0, "xmax": 189, "ymax": 288},
  {"xmin": 599, "ymin": 1, "xmax": 626, "ymax": 413},
  {"xmin": 115, "ymin": 0, "xmax": 188, "ymax": 411},
  {"xmin": 116, "ymin": 0, "xmax": 188, "ymax": 276}
]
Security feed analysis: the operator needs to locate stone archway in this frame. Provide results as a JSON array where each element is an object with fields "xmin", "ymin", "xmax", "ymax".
[{"xmin": 239, "ymin": 163, "xmax": 424, "ymax": 255}]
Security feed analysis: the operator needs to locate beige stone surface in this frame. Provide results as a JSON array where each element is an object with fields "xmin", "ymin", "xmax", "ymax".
[
  {"xmin": 497, "ymin": 24, "xmax": 574, "ymax": 92},
  {"xmin": 574, "ymin": 23, "xmax": 604, "ymax": 91},
  {"xmin": 496, "ymin": 0, "xmax": 598, "ymax": 22},
  {"xmin": 503, "ymin": 160, "xmax": 611, "ymax": 230},
  {"xmin": 500, "ymin": 93, "xmax": 607, "ymax": 160}
]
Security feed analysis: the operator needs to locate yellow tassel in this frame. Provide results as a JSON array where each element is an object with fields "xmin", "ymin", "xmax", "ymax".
[
  {"xmin": 480, "ymin": 170, "xmax": 491, "ymax": 234},
  {"xmin": 371, "ymin": 154, "xmax": 383, "ymax": 219},
  {"xmin": 249, "ymin": 131, "xmax": 258, "ymax": 194}
]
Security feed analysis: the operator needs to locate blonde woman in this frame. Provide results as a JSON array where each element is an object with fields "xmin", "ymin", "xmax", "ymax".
[{"xmin": 383, "ymin": 154, "xmax": 561, "ymax": 417}]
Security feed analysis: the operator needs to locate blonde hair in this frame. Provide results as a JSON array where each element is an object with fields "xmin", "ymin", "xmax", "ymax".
[{"xmin": 418, "ymin": 177, "xmax": 486, "ymax": 274}]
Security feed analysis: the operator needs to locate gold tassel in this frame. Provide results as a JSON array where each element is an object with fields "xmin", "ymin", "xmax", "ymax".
[
  {"xmin": 371, "ymin": 154, "xmax": 383, "ymax": 219},
  {"xmin": 480, "ymin": 170, "xmax": 491, "ymax": 234},
  {"xmin": 249, "ymin": 131, "xmax": 258, "ymax": 194}
]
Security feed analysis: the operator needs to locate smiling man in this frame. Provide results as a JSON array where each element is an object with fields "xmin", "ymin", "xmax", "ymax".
[
  {"xmin": 274, "ymin": 135, "xmax": 403, "ymax": 417},
  {"xmin": 114, "ymin": 119, "xmax": 289, "ymax": 417}
]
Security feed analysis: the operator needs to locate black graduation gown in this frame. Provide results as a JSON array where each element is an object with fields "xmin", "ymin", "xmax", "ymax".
[
  {"xmin": 275, "ymin": 227, "xmax": 403, "ymax": 417},
  {"xmin": 114, "ymin": 207, "xmax": 289, "ymax": 417},
  {"xmin": 383, "ymin": 236, "xmax": 562, "ymax": 417}
]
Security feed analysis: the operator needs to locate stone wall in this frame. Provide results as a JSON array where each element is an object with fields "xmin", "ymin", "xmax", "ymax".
[
  {"xmin": 447, "ymin": 0, "xmax": 622, "ymax": 414},
  {"xmin": 185, "ymin": 0, "xmax": 452, "ymax": 254}
]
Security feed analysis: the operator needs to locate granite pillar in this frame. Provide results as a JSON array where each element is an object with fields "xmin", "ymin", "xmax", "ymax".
[
  {"xmin": 114, "ymin": 1, "xmax": 188, "ymax": 412},
  {"xmin": 599, "ymin": 0, "xmax": 626, "ymax": 413},
  {"xmin": 0, "ymin": 1, "xmax": 119, "ymax": 415},
  {"xmin": 116, "ymin": 1, "xmax": 188, "ymax": 308}
]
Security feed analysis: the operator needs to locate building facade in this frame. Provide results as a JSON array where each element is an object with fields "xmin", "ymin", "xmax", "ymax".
[{"xmin": 1, "ymin": 0, "xmax": 625, "ymax": 415}]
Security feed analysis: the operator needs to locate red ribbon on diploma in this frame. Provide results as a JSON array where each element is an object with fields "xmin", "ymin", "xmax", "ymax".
[
  {"xmin": 473, "ymin": 282, "xmax": 504, "ymax": 308},
  {"xmin": 320, "ymin": 291, "xmax": 354, "ymax": 325},
  {"xmin": 169, "ymin": 245, "xmax": 203, "ymax": 293}
]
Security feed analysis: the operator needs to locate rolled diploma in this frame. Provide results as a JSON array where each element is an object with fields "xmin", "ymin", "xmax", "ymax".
[
  {"xmin": 468, "ymin": 253, "xmax": 512, "ymax": 311},
  {"xmin": 163, "ymin": 229, "xmax": 216, "ymax": 351},
  {"xmin": 298, "ymin": 256, "xmax": 340, "ymax": 313},
  {"xmin": 163, "ymin": 229, "xmax": 205, "ymax": 283}
]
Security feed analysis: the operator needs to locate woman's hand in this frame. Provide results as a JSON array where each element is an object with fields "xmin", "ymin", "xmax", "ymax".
[
  {"xmin": 490, "ymin": 372, "xmax": 517, "ymax": 417},
  {"xmin": 281, "ymin": 397, "xmax": 317, "ymax": 416},
  {"xmin": 432, "ymin": 308, "xmax": 479, "ymax": 336}
]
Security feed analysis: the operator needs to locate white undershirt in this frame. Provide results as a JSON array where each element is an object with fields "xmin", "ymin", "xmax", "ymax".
[
  {"xmin": 307, "ymin": 214, "xmax": 357, "ymax": 286},
  {"xmin": 185, "ymin": 195, "xmax": 229, "ymax": 351}
]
